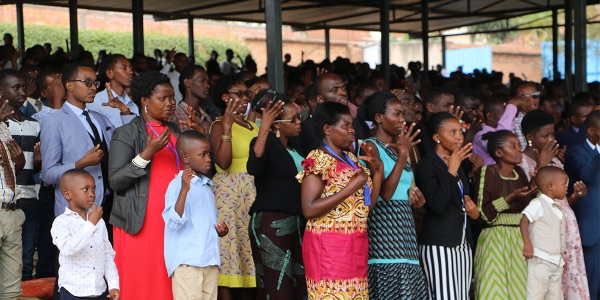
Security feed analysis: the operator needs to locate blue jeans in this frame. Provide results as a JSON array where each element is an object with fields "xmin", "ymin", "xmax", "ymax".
[{"xmin": 21, "ymin": 186, "xmax": 56, "ymax": 281}]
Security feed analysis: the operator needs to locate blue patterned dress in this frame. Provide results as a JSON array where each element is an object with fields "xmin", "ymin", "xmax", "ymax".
[{"xmin": 363, "ymin": 138, "xmax": 427, "ymax": 299}]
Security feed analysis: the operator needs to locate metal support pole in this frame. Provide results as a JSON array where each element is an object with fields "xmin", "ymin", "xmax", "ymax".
[
  {"xmin": 188, "ymin": 18, "xmax": 195, "ymax": 59},
  {"xmin": 422, "ymin": 0, "xmax": 429, "ymax": 76},
  {"xmin": 16, "ymin": 2, "xmax": 25, "ymax": 63},
  {"xmin": 441, "ymin": 35, "xmax": 446, "ymax": 70},
  {"xmin": 265, "ymin": 0, "xmax": 284, "ymax": 92},
  {"xmin": 565, "ymin": 0, "xmax": 572, "ymax": 92},
  {"xmin": 132, "ymin": 0, "xmax": 144, "ymax": 55},
  {"xmin": 380, "ymin": 0, "xmax": 390, "ymax": 86},
  {"xmin": 552, "ymin": 9, "xmax": 559, "ymax": 80},
  {"xmin": 68, "ymin": 0, "xmax": 79, "ymax": 59},
  {"xmin": 325, "ymin": 28, "xmax": 331, "ymax": 60},
  {"xmin": 574, "ymin": 0, "xmax": 587, "ymax": 92}
]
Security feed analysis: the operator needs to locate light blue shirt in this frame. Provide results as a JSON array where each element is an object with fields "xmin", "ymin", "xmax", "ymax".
[
  {"xmin": 89, "ymin": 89, "xmax": 139, "ymax": 128},
  {"xmin": 162, "ymin": 171, "xmax": 220, "ymax": 277},
  {"xmin": 32, "ymin": 106, "xmax": 58, "ymax": 125},
  {"xmin": 64, "ymin": 102, "xmax": 106, "ymax": 142}
]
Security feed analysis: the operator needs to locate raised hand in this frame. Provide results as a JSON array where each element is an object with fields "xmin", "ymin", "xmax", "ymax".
[
  {"xmin": 409, "ymin": 187, "xmax": 426, "ymax": 209},
  {"xmin": 358, "ymin": 142, "xmax": 383, "ymax": 173},
  {"xmin": 178, "ymin": 106, "xmax": 206, "ymax": 134},
  {"xmin": 444, "ymin": 143, "xmax": 472, "ymax": 176},
  {"xmin": 450, "ymin": 105, "xmax": 464, "ymax": 120},
  {"xmin": 0, "ymin": 99, "xmax": 14, "ymax": 122},
  {"xmin": 463, "ymin": 119, "xmax": 482, "ymax": 144},
  {"xmin": 556, "ymin": 145, "xmax": 567, "ymax": 164},
  {"xmin": 259, "ymin": 100, "xmax": 285, "ymax": 131},
  {"xmin": 221, "ymin": 98, "xmax": 242, "ymax": 129},
  {"xmin": 181, "ymin": 168, "xmax": 194, "ymax": 192},
  {"xmin": 392, "ymin": 122, "xmax": 420, "ymax": 158},
  {"xmin": 570, "ymin": 181, "xmax": 587, "ymax": 200},
  {"xmin": 88, "ymin": 205, "xmax": 103, "ymax": 225},
  {"xmin": 468, "ymin": 153, "xmax": 484, "ymax": 178},
  {"xmin": 533, "ymin": 138, "xmax": 559, "ymax": 167},
  {"xmin": 140, "ymin": 128, "xmax": 170, "ymax": 160},
  {"xmin": 464, "ymin": 195, "xmax": 480, "ymax": 220},
  {"xmin": 215, "ymin": 221, "xmax": 229, "ymax": 237},
  {"xmin": 101, "ymin": 83, "xmax": 129, "ymax": 114},
  {"xmin": 506, "ymin": 186, "xmax": 538, "ymax": 203}
]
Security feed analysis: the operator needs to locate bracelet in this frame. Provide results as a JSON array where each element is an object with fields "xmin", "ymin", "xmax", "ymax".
[
  {"xmin": 132, "ymin": 154, "xmax": 151, "ymax": 168},
  {"xmin": 221, "ymin": 135, "xmax": 232, "ymax": 142}
]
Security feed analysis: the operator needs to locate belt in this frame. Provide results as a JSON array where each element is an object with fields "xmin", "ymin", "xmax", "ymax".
[{"xmin": 1, "ymin": 201, "xmax": 21, "ymax": 211}]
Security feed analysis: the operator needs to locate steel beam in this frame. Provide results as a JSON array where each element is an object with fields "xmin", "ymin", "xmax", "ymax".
[
  {"xmin": 552, "ymin": 8, "xmax": 559, "ymax": 80},
  {"xmin": 422, "ymin": 0, "xmax": 429, "ymax": 74},
  {"xmin": 381, "ymin": 0, "xmax": 391, "ymax": 85},
  {"xmin": 16, "ymin": 2, "xmax": 24, "ymax": 59},
  {"xmin": 574, "ymin": 0, "xmax": 587, "ymax": 92},
  {"xmin": 266, "ymin": 0, "xmax": 284, "ymax": 92},
  {"xmin": 132, "ymin": 0, "xmax": 144, "ymax": 54},
  {"xmin": 68, "ymin": 0, "xmax": 79, "ymax": 59},
  {"xmin": 188, "ymin": 18, "xmax": 195, "ymax": 59},
  {"xmin": 325, "ymin": 28, "xmax": 331, "ymax": 60},
  {"xmin": 565, "ymin": 0, "xmax": 572, "ymax": 94}
]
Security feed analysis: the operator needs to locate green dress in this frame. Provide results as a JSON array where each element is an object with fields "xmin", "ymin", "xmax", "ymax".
[{"xmin": 474, "ymin": 165, "xmax": 533, "ymax": 300}]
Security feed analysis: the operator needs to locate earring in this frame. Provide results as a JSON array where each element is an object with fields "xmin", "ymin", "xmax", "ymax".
[
  {"xmin": 276, "ymin": 128, "xmax": 281, "ymax": 138},
  {"xmin": 436, "ymin": 140, "xmax": 440, "ymax": 144},
  {"xmin": 145, "ymin": 105, "xmax": 148, "ymax": 114},
  {"xmin": 528, "ymin": 140, "xmax": 532, "ymax": 147}
]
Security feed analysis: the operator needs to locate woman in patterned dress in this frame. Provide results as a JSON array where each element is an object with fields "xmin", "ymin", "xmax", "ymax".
[
  {"xmin": 473, "ymin": 130, "xmax": 537, "ymax": 300},
  {"xmin": 297, "ymin": 102, "xmax": 383, "ymax": 299},
  {"xmin": 519, "ymin": 110, "xmax": 590, "ymax": 300},
  {"xmin": 360, "ymin": 91, "xmax": 427, "ymax": 299},
  {"xmin": 209, "ymin": 74, "xmax": 259, "ymax": 300}
]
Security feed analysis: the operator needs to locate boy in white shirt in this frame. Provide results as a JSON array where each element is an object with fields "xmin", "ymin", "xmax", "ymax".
[
  {"xmin": 521, "ymin": 166, "xmax": 577, "ymax": 300},
  {"xmin": 51, "ymin": 169, "xmax": 120, "ymax": 300},
  {"xmin": 163, "ymin": 130, "xmax": 228, "ymax": 300}
]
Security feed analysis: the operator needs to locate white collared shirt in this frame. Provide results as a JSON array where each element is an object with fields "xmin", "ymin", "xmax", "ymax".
[
  {"xmin": 51, "ymin": 207, "xmax": 119, "ymax": 297},
  {"xmin": 586, "ymin": 138, "xmax": 600, "ymax": 154},
  {"xmin": 89, "ymin": 89, "xmax": 139, "ymax": 128},
  {"xmin": 522, "ymin": 193, "xmax": 564, "ymax": 266},
  {"xmin": 64, "ymin": 102, "xmax": 105, "ymax": 142}
]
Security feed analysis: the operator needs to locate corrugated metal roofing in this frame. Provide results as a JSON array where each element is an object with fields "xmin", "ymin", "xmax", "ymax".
[{"xmin": 1, "ymin": 0, "xmax": 590, "ymax": 34}]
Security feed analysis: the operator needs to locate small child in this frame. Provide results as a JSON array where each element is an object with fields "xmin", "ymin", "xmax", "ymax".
[
  {"xmin": 520, "ymin": 166, "xmax": 568, "ymax": 300},
  {"xmin": 162, "ymin": 130, "xmax": 229, "ymax": 300},
  {"xmin": 50, "ymin": 169, "xmax": 119, "ymax": 300}
]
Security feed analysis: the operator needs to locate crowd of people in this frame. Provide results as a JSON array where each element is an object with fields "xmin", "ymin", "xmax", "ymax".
[{"xmin": 2, "ymin": 30, "xmax": 600, "ymax": 300}]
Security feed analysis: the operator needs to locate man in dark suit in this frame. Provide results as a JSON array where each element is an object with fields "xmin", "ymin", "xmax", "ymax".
[
  {"xmin": 565, "ymin": 110, "xmax": 600, "ymax": 300},
  {"xmin": 557, "ymin": 98, "xmax": 594, "ymax": 149}
]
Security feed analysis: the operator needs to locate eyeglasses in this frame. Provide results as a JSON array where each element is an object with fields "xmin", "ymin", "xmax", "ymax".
[
  {"xmin": 68, "ymin": 79, "xmax": 100, "ymax": 89},
  {"xmin": 226, "ymin": 90, "xmax": 251, "ymax": 98},
  {"xmin": 274, "ymin": 116, "xmax": 302, "ymax": 124},
  {"xmin": 520, "ymin": 91, "xmax": 541, "ymax": 99}
]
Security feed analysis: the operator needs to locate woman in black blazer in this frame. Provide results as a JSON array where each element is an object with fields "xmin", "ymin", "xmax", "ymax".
[
  {"xmin": 246, "ymin": 92, "xmax": 307, "ymax": 300},
  {"xmin": 414, "ymin": 112, "xmax": 480, "ymax": 300}
]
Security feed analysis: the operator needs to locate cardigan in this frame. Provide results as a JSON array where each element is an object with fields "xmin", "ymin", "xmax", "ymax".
[
  {"xmin": 107, "ymin": 116, "xmax": 180, "ymax": 234},
  {"xmin": 247, "ymin": 131, "xmax": 303, "ymax": 216},
  {"xmin": 414, "ymin": 153, "xmax": 473, "ymax": 247}
]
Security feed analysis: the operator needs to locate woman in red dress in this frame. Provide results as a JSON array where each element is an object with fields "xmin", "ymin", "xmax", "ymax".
[{"xmin": 108, "ymin": 70, "xmax": 180, "ymax": 299}]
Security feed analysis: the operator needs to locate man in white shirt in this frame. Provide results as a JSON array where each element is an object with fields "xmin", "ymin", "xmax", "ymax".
[
  {"xmin": 88, "ymin": 54, "xmax": 138, "ymax": 128},
  {"xmin": 161, "ymin": 51, "xmax": 189, "ymax": 103},
  {"xmin": 219, "ymin": 49, "xmax": 240, "ymax": 76},
  {"xmin": 51, "ymin": 169, "xmax": 119, "ymax": 299}
]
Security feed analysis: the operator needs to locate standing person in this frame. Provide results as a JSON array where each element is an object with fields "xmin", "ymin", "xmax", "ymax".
[
  {"xmin": 208, "ymin": 74, "xmax": 257, "ymax": 300},
  {"xmin": 89, "ymin": 54, "xmax": 139, "ymax": 128},
  {"xmin": 297, "ymin": 101, "xmax": 384, "ymax": 299},
  {"xmin": 51, "ymin": 169, "xmax": 120, "ymax": 300},
  {"xmin": 163, "ymin": 131, "xmax": 229, "ymax": 300},
  {"xmin": 107, "ymin": 70, "xmax": 179, "ymax": 300},
  {"xmin": 360, "ymin": 91, "xmax": 427, "ymax": 299},
  {"xmin": 247, "ymin": 92, "xmax": 307, "ymax": 299},
  {"xmin": 220, "ymin": 49, "xmax": 240, "ymax": 76},
  {"xmin": 472, "ymin": 97, "xmax": 520, "ymax": 166},
  {"xmin": 0, "ymin": 98, "xmax": 26, "ymax": 299},
  {"xmin": 473, "ymin": 130, "xmax": 537, "ymax": 299},
  {"xmin": 519, "ymin": 109, "xmax": 590, "ymax": 300},
  {"xmin": 564, "ymin": 110, "xmax": 600, "ymax": 300},
  {"xmin": 161, "ymin": 51, "xmax": 189, "ymax": 103},
  {"xmin": 168, "ymin": 65, "xmax": 216, "ymax": 134},
  {"xmin": 414, "ymin": 112, "xmax": 480, "ymax": 300},
  {"xmin": 513, "ymin": 82, "xmax": 541, "ymax": 150}
]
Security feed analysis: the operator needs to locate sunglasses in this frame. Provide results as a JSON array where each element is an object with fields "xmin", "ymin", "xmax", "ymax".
[
  {"xmin": 226, "ymin": 89, "xmax": 252, "ymax": 99},
  {"xmin": 520, "ymin": 91, "xmax": 541, "ymax": 99},
  {"xmin": 274, "ymin": 115, "xmax": 302, "ymax": 124},
  {"xmin": 68, "ymin": 79, "xmax": 100, "ymax": 89}
]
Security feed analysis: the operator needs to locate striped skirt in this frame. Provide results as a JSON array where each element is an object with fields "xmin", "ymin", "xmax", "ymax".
[{"xmin": 420, "ymin": 242, "xmax": 472, "ymax": 300}]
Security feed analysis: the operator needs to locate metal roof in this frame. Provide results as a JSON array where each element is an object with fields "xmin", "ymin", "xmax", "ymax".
[{"xmin": 0, "ymin": 0, "xmax": 593, "ymax": 33}]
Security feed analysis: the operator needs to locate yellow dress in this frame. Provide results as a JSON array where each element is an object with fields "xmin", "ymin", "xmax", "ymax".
[{"xmin": 211, "ymin": 120, "xmax": 260, "ymax": 288}]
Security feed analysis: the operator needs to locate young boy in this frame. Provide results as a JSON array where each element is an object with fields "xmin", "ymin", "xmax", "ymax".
[
  {"xmin": 520, "ymin": 166, "xmax": 569, "ymax": 300},
  {"xmin": 163, "ymin": 130, "xmax": 228, "ymax": 300},
  {"xmin": 50, "ymin": 169, "xmax": 119, "ymax": 300}
]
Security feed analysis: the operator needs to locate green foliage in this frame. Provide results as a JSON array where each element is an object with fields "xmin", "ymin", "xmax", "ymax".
[{"xmin": 0, "ymin": 22, "xmax": 250, "ymax": 63}]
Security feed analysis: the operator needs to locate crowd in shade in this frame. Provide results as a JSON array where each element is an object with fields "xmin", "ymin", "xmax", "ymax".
[{"xmin": 2, "ymin": 30, "xmax": 600, "ymax": 300}]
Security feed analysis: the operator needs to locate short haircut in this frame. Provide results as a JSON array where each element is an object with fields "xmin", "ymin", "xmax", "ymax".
[
  {"xmin": 0, "ymin": 68, "xmax": 23, "ymax": 85},
  {"xmin": 175, "ymin": 130, "xmax": 209, "ymax": 159},
  {"xmin": 482, "ymin": 98, "xmax": 505, "ymax": 122},
  {"xmin": 61, "ymin": 61, "xmax": 94, "ymax": 87},
  {"xmin": 535, "ymin": 166, "xmax": 566, "ymax": 193},
  {"xmin": 585, "ymin": 110, "xmax": 600, "ymax": 130},
  {"xmin": 59, "ymin": 168, "xmax": 93, "ymax": 191},
  {"xmin": 424, "ymin": 88, "xmax": 452, "ymax": 107},
  {"xmin": 35, "ymin": 69, "xmax": 60, "ymax": 92},
  {"xmin": 312, "ymin": 101, "xmax": 351, "ymax": 139},
  {"xmin": 568, "ymin": 98, "xmax": 594, "ymax": 117},
  {"xmin": 178, "ymin": 65, "xmax": 206, "ymax": 96},
  {"xmin": 521, "ymin": 109, "xmax": 555, "ymax": 136},
  {"xmin": 98, "ymin": 54, "xmax": 128, "ymax": 89},
  {"xmin": 130, "ymin": 70, "xmax": 171, "ymax": 107}
]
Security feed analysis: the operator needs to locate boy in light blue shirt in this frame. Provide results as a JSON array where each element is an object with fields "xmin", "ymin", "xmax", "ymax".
[{"xmin": 162, "ymin": 131, "xmax": 228, "ymax": 300}]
